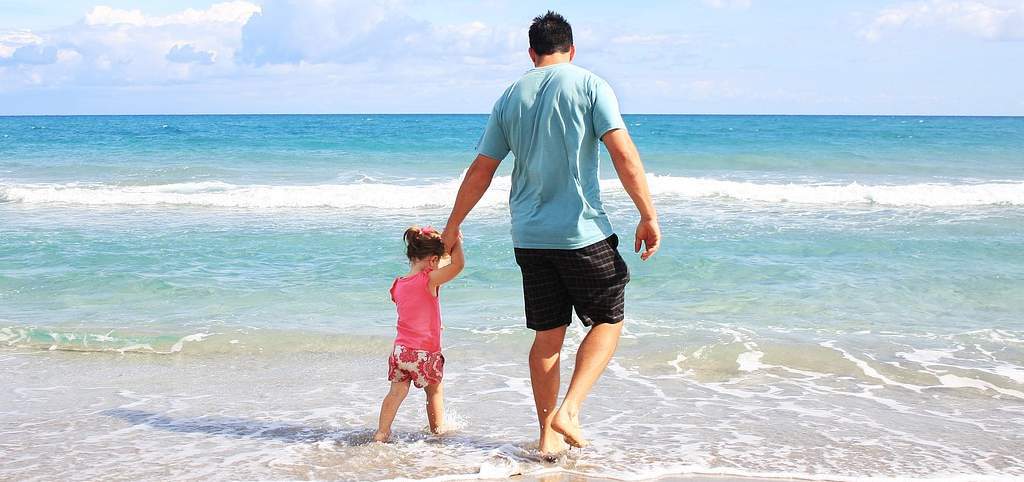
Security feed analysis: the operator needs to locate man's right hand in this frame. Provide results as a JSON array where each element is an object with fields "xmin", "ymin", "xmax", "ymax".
[
  {"xmin": 442, "ymin": 154, "xmax": 501, "ymax": 255},
  {"xmin": 635, "ymin": 218, "xmax": 661, "ymax": 261}
]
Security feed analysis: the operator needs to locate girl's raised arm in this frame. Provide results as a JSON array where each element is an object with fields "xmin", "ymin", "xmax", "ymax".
[{"xmin": 429, "ymin": 232, "xmax": 464, "ymax": 290}]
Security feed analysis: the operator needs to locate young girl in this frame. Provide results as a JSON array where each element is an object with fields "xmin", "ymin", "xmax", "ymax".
[{"xmin": 373, "ymin": 225, "xmax": 464, "ymax": 442}]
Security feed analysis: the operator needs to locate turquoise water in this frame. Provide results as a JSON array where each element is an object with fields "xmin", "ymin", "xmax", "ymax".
[{"xmin": 1, "ymin": 115, "xmax": 1023, "ymax": 481}]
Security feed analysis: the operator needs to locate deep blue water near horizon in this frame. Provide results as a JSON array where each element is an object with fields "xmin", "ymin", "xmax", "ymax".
[{"xmin": 1, "ymin": 114, "xmax": 1023, "ymax": 481}]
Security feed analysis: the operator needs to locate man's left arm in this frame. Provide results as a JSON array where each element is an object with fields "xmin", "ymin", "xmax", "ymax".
[{"xmin": 592, "ymin": 77, "xmax": 659, "ymax": 260}]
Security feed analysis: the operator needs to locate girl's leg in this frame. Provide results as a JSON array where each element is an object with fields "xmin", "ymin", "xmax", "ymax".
[
  {"xmin": 424, "ymin": 382, "xmax": 444, "ymax": 434},
  {"xmin": 374, "ymin": 380, "xmax": 411, "ymax": 442}
]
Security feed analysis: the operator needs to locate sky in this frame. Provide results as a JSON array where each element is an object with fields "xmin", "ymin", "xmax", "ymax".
[{"xmin": 0, "ymin": 0, "xmax": 1022, "ymax": 115}]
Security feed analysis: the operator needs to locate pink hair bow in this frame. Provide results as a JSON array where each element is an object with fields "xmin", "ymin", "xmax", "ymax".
[{"xmin": 420, "ymin": 226, "xmax": 437, "ymax": 236}]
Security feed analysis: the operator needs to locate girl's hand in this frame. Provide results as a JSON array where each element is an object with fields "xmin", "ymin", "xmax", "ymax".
[
  {"xmin": 441, "ymin": 227, "xmax": 461, "ymax": 255},
  {"xmin": 429, "ymin": 230, "xmax": 465, "ymax": 289}
]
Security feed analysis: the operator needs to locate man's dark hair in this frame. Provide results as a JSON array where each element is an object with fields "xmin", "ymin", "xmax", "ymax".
[{"xmin": 529, "ymin": 11, "xmax": 573, "ymax": 56}]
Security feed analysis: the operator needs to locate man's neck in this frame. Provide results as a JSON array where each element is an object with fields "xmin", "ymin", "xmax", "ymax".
[{"xmin": 533, "ymin": 53, "xmax": 571, "ymax": 68}]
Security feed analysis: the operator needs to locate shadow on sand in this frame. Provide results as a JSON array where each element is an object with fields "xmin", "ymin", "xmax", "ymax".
[
  {"xmin": 102, "ymin": 408, "xmax": 376, "ymax": 445},
  {"xmin": 100, "ymin": 408, "xmax": 529, "ymax": 457}
]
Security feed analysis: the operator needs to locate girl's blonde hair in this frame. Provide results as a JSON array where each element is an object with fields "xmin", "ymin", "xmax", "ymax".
[{"xmin": 404, "ymin": 226, "xmax": 445, "ymax": 261}]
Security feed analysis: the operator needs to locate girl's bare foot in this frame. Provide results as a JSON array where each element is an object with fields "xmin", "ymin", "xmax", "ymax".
[
  {"xmin": 551, "ymin": 408, "xmax": 589, "ymax": 448},
  {"xmin": 372, "ymin": 430, "xmax": 390, "ymax": 443}
]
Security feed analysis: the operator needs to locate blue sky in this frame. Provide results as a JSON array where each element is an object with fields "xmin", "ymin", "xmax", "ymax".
[{"xmin": 0, "ymin": 0, "xmax": 1022, "ymax": 115}]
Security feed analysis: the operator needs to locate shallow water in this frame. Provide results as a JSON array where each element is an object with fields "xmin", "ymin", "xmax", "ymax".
[{"xmin": 1, "ymin": 115, "xmax": 1023, "ymax": 481}]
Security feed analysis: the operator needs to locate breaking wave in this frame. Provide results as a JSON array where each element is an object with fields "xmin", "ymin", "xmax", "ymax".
[{"xmin": 2, "ymin": 175, "xmax": 1023, "ymax": 209}]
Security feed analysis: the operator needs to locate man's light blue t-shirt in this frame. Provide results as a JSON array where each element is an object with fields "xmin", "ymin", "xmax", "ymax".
[{"xmin": 477, "ymin": 63, "xmax": 627, "ymax": 250}]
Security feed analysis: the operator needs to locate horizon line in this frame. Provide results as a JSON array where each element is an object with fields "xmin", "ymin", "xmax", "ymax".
[{"xmin": 2, "ymin": 113, "xmax": 1023, "ymax": 118}]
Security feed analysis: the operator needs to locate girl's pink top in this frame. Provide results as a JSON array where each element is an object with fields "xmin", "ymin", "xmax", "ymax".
[{"xmin": 389, "ymin": 269, "xmax": 442, "ymax": 353}]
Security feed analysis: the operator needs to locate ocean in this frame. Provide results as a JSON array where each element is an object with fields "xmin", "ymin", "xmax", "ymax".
[{"xmin": 1, "ymin": 114, "xmax": 1022, "ymax": 481}]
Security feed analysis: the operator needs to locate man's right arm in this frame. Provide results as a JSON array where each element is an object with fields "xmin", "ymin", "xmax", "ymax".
[
  {"xmin": 603, "ymin": 128, "xmax": 661, "ymax": 261},
  {"xmin": 442, "ymin": 154, "xmax": 501, "ymax": 253}
]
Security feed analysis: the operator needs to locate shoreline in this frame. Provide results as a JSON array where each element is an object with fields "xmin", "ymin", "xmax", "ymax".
[{"xmin": 409, "ymin": 467, "xmax": 1024, "ymax": 482}]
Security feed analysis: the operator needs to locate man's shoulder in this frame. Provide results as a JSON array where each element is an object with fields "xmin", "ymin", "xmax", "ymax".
[
  {"xmin": 496, "ymin": 64, "xmax": 609, "ymax": 109},
  {"xmin": 489, "ymin": 81, "xmax": 520, "ymax": 114},
  {"xmin": 508, "ymin": 64, "xmax": 605, "ymax": 86},
  {"xmin": 553, "ymin": 64, "xmax": 604, "ymax": 82},
  {"xmin": 550, "ymin": 65, "xmax": 612, "ymax": 99}
]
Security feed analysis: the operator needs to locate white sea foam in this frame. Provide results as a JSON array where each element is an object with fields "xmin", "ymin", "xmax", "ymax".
[
  {"xmin": 169, "ymin": 333, "xmax": 214, "ymax": 353},
  {"xmin": 0, "ymin": 326, "xmax": 35, "ymax": 347},
  {"xmin": 898, "ymin": 348, "xmax": 958, "ymax": 365},
  {"xmin": 0, "ymin": 178, "xmax": 500, "ymax": 209},
  {"xmin": 936, "ymin": 374, "xmax": 1024, "ymax": 399},
  {"xmin": 525, "ymin": 463, "xmax": 1024, "ymax": 482},
  {"xmin": 822, "ymin": 341, "xmax": 923, "ymax": 392},
  {"xmin": 643, "ymin": 175, "xmax": 1024, "ymax": 206},
  {"xmin": 2, "ymin": 175, "xmax": 1023, "ymax": 209},
  {"xmin": 992, "ymin": 366, "xmax": 1024, "ymax": 384},
  {"xmin": 897, "ymin": 346, "xmax": 1024, "ymax": 389},
  {"xmin": 736, "ymin": 349, "xmax": 766, "ymax": 372}
]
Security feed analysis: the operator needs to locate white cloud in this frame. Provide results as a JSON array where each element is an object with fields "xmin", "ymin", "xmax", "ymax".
[
  {"xmin": 862, "ymin": 0, "xmax": 1024, "ymax": 41},
  {"xmin": 84, "ymin": 6, "xmax": 147, "ymax": 27},
  {"xmin": 645, "ymin": 78, "xmax": 745, "ymax": 100},
  {"xmin": 0, "ymin": 0, "xmax": 533, "ymax": 108},
  {"xmin": 0, "ymin": 30, "xmax": 77, "ymax": 68},
  {"xmin": 56, "ymin": 49, "xmax": 82, "ymax": 64},
  {"xmin": 0, "ymin": 44, "xmax": 57, "ymax": 65},
  {"xmin": 85, "ymin": 1, "xmax": 261, "ymax": 27},
  {"xmin": 702, "ymin": 0, "xmax": 753, "ymax": 10},
  {"xmin": 610, "ymin": 34, "xmax": 692, "ymax": 46},
  {"xmin": 237, "ymin": 0, "xmax": 525, "ymax": 66},
  {"xmin": 0, "ymin": 1, "xmax": 261, "ymax": 89},
  {"xmin": 166, "ymin": 44, "xmax": 216, "ymax": 64},
  {"xmin": 0, "ymin": 30, "xmax": 43, "ymax": 44},
  {"xmin": 237, "ymin": 0, "xmax": 425, "ymax": 65},
  {"xmin": 0, "ymin": 30, "xmax": 43, "ymax": 59},
  {"xmin": 3, "ymin": 0, "xmax": 675, "ymax": 95}
]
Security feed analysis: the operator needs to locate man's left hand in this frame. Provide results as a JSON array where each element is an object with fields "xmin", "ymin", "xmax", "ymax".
[{"xmin": 635, "ymin": 218, "xmax": 661, "ymax": 261}]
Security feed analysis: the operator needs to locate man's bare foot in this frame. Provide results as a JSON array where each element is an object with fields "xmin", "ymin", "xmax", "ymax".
[
  {"xmin": 372, "ymin": 430, "xmax": 390, "ymax": 443},
  {"xmin": 551, "ymin": 408, "xmax": 589, "ymax": 448}
]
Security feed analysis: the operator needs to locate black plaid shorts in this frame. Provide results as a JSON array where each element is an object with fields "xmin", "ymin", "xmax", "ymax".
[{"xmin": 514, "ymin": 234, "xmax": 630, "ymax": 331}]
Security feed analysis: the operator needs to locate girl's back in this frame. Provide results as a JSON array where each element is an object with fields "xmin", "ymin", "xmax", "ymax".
[{"xmin": 390, "ymin": 270, "xmax": 441, "ymax": 353}]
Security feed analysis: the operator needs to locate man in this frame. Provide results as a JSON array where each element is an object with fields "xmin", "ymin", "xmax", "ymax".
[{"xmin": 441, "ymin": 11, "xmax": 660, "ymax": 453}]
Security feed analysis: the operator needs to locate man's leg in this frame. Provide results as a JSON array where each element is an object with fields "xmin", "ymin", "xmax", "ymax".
[
  {"xmin": 516, "ymin": 247, "xmax": 572, "ymax": 454},
  {"xmin": 530, "ymin": 325, "xmax": 568, "ymax": 454},
  {"xmin": 551, "ymin": 321, "xmax": 623, "ymax": 447}
]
